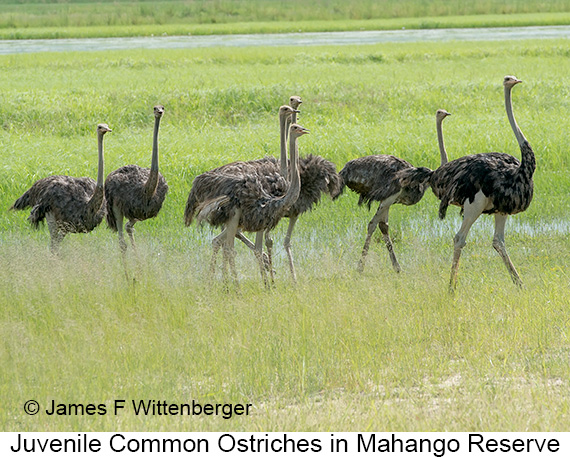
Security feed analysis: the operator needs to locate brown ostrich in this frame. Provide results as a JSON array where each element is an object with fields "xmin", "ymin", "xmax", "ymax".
[
  {"xmin": 339, "ymin": 146, "xmax": 432, "ymax": 273},
  {"xmin": 105, "ymin": 105, "xmax": 168, "ymax": 252},
  {"xmin": 197, "ymin": 124, "xmax": 309, "ymax": 286},
  {"xmin": 10, "ymin": 123, "xmax": 112, "ymax": 252},
  {"xmin": 278, "ymin": 94, "xmax": 342, "ymax": 281},
  {"xmin": 430, "ymin": 76, "xmax": 535, "ymax": 290}
]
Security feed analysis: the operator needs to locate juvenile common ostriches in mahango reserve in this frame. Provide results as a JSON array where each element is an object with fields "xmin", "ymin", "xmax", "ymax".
[
  {"xmin": 430, "ymin": 76, "xmax": 535, "ymax": 290},
  {"xmin": 105, "ymin": 105, "xmax": 168, "ymax": 252},
  {"xmin": 338, "ymin": 131, "xmax": 433, "ymax": 274},
  {"xmin": 10, "ymin": 123, "xmax": 112, "ymax": 253},
  {"xmin": 196, "ymin": 124, "xmax": 309, "ymax": 287}
]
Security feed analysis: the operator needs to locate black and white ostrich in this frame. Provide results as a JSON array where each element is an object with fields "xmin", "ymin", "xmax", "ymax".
[
  {"xmin": 197, "ymin": 124, "xmax": 309, "ymax": 286},
  {"xmin": 105, "ymin": 105, "xmax": 168, "ymax": 252},
  {"xmin": 430, "ymin": 75, "xmax": 535, "ymax": 289},
  {"xmin": 10, "ymin": 123, "xmax": 112, "ymax": 252}
]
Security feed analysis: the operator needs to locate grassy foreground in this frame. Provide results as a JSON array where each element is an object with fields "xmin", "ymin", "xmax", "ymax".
[
  {"xmin": 1, "ymin": 38, "xmax": 570, "ymax": 431},
  {"xmin": 2, "ymin": 0, "xmax": 570, "ymax": 39}
]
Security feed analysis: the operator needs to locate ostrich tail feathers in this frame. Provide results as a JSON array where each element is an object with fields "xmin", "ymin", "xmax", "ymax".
[
  {"xmin": 184, "ymin": 192, "xmax": 197, "ymax": 227},
  {"xmin": 196, "ymin": 196, "xmax": 230, "ymax": 226},
  {"xmin": 11, "ymin": 190, "xmax": 33, "ymax": 211},
  {"xmin": 105, "ymin": 202, "xmax": 118, "ymax": 232},
  {"xmin": 28, "ymin": 205, "xmax": 47, "ymax": 229}
]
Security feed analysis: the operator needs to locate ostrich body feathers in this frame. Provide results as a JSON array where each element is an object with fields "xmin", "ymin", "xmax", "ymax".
[
  {"xmin": 431, "ymin": 141, "xmax": 535, "ymax": 219},
  {"xmin": 11, "ymin": 175, "xmax": 105, "ymax": 233},
  {"xmin": 339, "ymin": 154, "xmax": 432, "ymax": 208},
  {"xmin": 105, "ymin": 165, "xmax": 168, "ymax": 231},
  {"xmin": 185, "ymin": 154, "xmax": 341, "ymax": 227}
]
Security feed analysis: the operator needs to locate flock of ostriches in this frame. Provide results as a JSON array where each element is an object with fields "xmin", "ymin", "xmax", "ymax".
[{"xmin": 10, "ymin": 76, "xmax": 535, "ymax": 291}]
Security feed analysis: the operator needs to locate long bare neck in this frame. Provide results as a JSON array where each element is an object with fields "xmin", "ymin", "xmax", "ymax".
[
  {"xmin": 285, "ymin": 111, "xmax": 298, "ymax": 144},
  {"xmin": 87, "ymin": 131, "xmax": 105, "ymax": 213},
  {"xmin": 505, "ymin": 84, "xmax": 526, "ymax": 146},
  {"xmin": 280, "ymin": 129, "xmax": 301, "ymax": 212},
  {"xmin": 145, "ymin": 115, "xmax": 161, "ymax": 198},
  {"xmin": 505, "ymin": 84, "xmax": 535, "ymax": 178},
  {"xmin": 279, "ymin": 112, "xmax": 289, "ymax": 178},
  {"xmin": 437, "ymin": 116, "xmax": 448, "ymax": 166}
]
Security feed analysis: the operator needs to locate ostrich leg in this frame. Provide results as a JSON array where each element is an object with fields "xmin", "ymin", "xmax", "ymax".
[
  {"xmin": 125, "ymin": 220, "xmax": 137, "ymax": 252},
  {"xmin": 283, "ymin": 215, "xmax": 299, "ymax": 282},
  {"xmin": 222, "ymin": 210, "xmax": 241, "ymax": 284},
  {"xmin": 237, "ymin": 231, "xmax": 271, "ymax": 272},
  {"xmin": 254, "ymin": 231, "xmax": 269, "ymax": 288},
  {"xmin": 357, "ymin": 193, "xmax": 399, "ymax": 273},
  {"xmin": 46, "ymin": 214, "xmax": 64, "ymax": 254},
  {"xmin": 264, "ymin": 230, "xmax": 275, "ymax": 283},
  {"xmin": 449, "ymin": 192, "xmax": 487, "ymax": 291},
  {"xmin": 492, "ymin": 213, "xmax": 523, "ymax": 287},
  {"xmin": 112, "ymin": 206, "xmax": 127, "ymax": 253},
  {"xmin": 378, "ymin": 206, "xmax": 400, "ymax": 273},
  {"xmin": 210, "ymin": 228, "xmax": 226, "ymax": 275}
]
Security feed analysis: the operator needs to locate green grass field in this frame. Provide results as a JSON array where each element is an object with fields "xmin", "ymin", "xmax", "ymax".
[
  {"xmin": 1, "ymin": 36, "xmax": 570, "ymax": 431},
  {"xmin": 2, "ymin": 0, "xmax": 570, "ymax": 38}
]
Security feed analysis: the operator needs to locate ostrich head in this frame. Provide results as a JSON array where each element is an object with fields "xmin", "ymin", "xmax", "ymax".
[
  {"xmin": 279, "ymin": 105, "xmax": 299, "ymax": 119},
  {"xmin": 289, "ymin": 123, "xmax": 309, "ymax": 138},
  {"xmin": 503, "ymin": 75, "xmax": 522, "ymax": 88},
  {"xmin": 436, "ymin": 109, "xmax": 451, "ymax": 121},
  {"xmin": 289, "ymin": 96, "xmax": 302, "ymax": 110},
  {"xmin": 154, "ymin": 105, "xmax": 165, "ymax": 118},
  {"xmin": 97, "ymin": 123, "xmax": 112, "ymax": 134}
]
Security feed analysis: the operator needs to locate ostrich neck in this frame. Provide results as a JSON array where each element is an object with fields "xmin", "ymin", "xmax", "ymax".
[
  {"xmin": 505, "ymin": 85, "xmax": 526, "ymax": 146},
  {"xmin": 87, "ymin": 132, "xmax": 105, "ymax": 214},
  {"xmin": 279, "ymin": 113, "xmax": 289, "ymax": 179},
  {"xmin": 145, "ymin": 116, "xmax": 161, "ymax": 198},
  {"xmin": 505, "ymin": 85, "xmax": 535, "ymax": 178},
  {"xmin": 280, "ymin": 132, "xmax": 301, "ymax": 213},
  {"xmin": 436, "ymin": 117, "xmax": 448, "ymax": 166}
]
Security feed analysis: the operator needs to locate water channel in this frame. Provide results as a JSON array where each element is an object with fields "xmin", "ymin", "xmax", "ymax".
[{"xmin": 1, "ymin": 25, "xmax": 569, "ymax": 55}]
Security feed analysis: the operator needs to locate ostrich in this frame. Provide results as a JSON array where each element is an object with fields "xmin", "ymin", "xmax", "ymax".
[
  {"xmin": 339, "ymin": 145, "xmax": 433, "ymax": 273},
  {"xmin": 105, "ymin": 105, "xmax": 168, "ymax": 252},
  {"xmin": 197, "ymin": 124, "xmax": 309, "ymax": 286},
  {"xmin": 10, "ymin": 123, "xmax": 112, "ymax": 252},
  {"xmin": 430, "ymin": 75, "xmax": 535, "ymax": 289},
  {"xmin": 264, "ymin": 95, "xmax": 342, "ymax": 281}
]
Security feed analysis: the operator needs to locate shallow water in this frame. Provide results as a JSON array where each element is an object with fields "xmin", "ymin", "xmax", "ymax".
[{"xmin": 1, "ymin": 25, "xmax": 570, "ymax": 55}]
